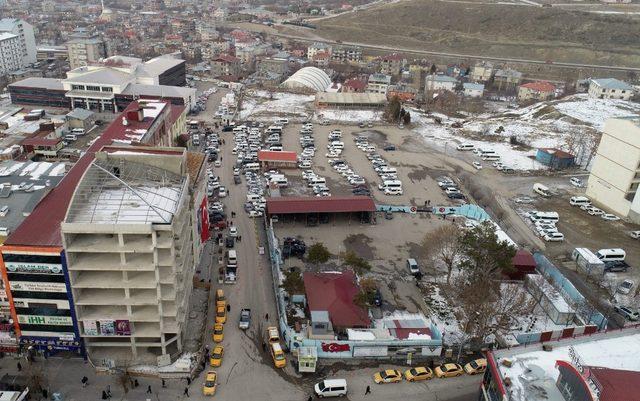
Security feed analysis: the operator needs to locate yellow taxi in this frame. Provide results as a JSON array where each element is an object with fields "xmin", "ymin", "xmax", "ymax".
[
  {"xmin": 270, "ymin": 342, "xmax": 286, "ymax": 368},
  {"xmin": 215, "ymin": 305, "xmax": 227, "ymax": 324},
  {"xmin": 435, "ymin": 363, "xmax": 464, "ymax": 378},
  {"xmin": 209, "ymin": 345, "xmax": 224, "ymax": 367},
  {"xmin": 202, "ymin": 371, "xmax": 217, "ymax": 396},
  {"xmin": 215, "ymin": 289, "xmax": 226, "ymax": 310},
  {"xmin": 212, "ymin": 323, "xmax": 224, "ymax": 343},
  {"xmin": 404, "ymin": 366, "xmax": 433, "ymax": 382},
  {"xmin": 266, "ymin": 326, "xmax": 279, "ymax": 344},
  {"xmin": 464, "ymin": 358, "xmax": 487, "ymax": 375},
  {"xmin": 373, "ymin": 369, "xmax": 402, "ymax": 384}
]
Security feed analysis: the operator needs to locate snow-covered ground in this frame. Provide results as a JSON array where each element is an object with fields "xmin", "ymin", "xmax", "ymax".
[
  {"xmin": 410, "ymin": 94, "xmax": 640, "ymax": 171},
  {"xmin": 238, "ymin": 90, "xmax": 314, "ymax": 121},
  {"xmin": 315, "ymin": 109, "xmax": 383, "ymax": 123}
]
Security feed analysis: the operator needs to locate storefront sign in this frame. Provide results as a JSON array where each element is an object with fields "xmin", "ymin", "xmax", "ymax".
[
  {"xmin": 17, "ymin": 315, "xmax": 73, "ymax": 326},
  {"xmin": 321, "ymin": 343, "xmax": 350, "ymax": 353},
  {"xmin": 10, "ymin": 281, "xmax": 67, "ymax": 293},
  {"xmin": 5, "ymin": 262, "xmax": 63, "ymax": 274}
]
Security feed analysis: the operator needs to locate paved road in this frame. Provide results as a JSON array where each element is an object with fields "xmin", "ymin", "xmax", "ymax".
[{"xmin": 260, "ymin": 28, "xmax": 640, "ymax": 72}]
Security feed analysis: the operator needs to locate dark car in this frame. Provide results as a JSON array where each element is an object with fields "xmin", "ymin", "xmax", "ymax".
[
  {"xmin": 383, "ymin": 145, "xmax": 396, "ymax": 151},
  {"xmin": 234, "ymin": 176, "xmax": 242, "ymax": 185},
  {"xmin": 447, "ymin": 192, "xmax": 466, "ymax": 200},
  {"xmin": 225, "ymin": 236, "xmax": 235, "ymax": 248},
  {"xmin": 604, "ymin": 261, "xmax": 629, "ymax": 273}
]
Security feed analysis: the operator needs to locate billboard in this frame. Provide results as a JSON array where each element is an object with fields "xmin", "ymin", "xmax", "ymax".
[
  {"xmin": 10, "ymin": 281, "xmax": 67, "ymax": 293},
  {"xmin": 5, "ymin": 262, "xmax": 63, "ymax": 274},
  {"xmin": 197, "ymin": 196, "xmax": 210, "ymax": 243},
  {"xmin": 17, "ymin": 315, "xmax": 73, "ymax": 326}
]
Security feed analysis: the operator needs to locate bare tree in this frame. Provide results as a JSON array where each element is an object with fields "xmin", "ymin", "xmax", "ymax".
[{"xmin": 422, "ymin": 225, "xmax": 462, "ymax": 283}]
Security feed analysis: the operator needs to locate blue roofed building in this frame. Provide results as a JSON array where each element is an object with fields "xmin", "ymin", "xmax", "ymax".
[
  {"xmin": 536, "ymin": 148, "xmax": 575, "ymax": 169},
  {"xmin": 588, "ymin": 78, "xmax": 634, "ymax": 100}
]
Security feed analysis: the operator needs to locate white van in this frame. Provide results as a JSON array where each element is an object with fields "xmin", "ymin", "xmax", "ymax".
[
  {"xmin": 314, "ymin": 379, "xmax": 348, "ymax": 398},
  {"xmin": 479, "ymin": 149, "xmax": 496, "ymax": 157},
  {"xmin": 270, "ymin": 177, "xmax": 288, "ymax": 188},
  {"xmin": 529, "ymin": 211, "xmax": 559, "ymax": 223},
  {"xmin": 64, "ymin": 134, "xmax": 77, "ymax": 141},
  {"xmin": 569, "ymin": 196, "xmax": 591, "ymax": 206},
  {"xmin": 71, "ymin": 128, "xmax": 86, "ymax": 136},
  {"xmin": 266, "ymin": 125, "xmax": 283, "ymax": 134},
  {"xmin": 0, "ymin": 227, "xmax": 10, "ymax": 236},
  {"xmin": 378, "ymin": 180, "xmax": 402, "ymax": 190},
  {"xmin": 247, "ymin": 193, "xmax": 262, "ymax": 202},
  {"xmin": 482, "ymin": 154, "xmax": 500, "ymax": 161},
  {"xmin": 0, "ymin": 206, "xmax": 8, "ymax": 217},
  {"xmin": 595, "ymin": 248, "xmax": 626, "ymax": 262},
  {"xmin": 227, "ymin": 249, "xmax": 237, "ymax": 267},
  {"xmin": 377, "ymin": 166, "xmax": 397, "ymax": 175},
  {"xmin": 244, "ymin": 163, "xmax": 260, "ymax": 171},
  {"xmin": 456, "ymin": 143, "xmax": 474, "ymax": 151},
  {"xmin": 308, "ymin": 177, "xmax": 326, "ymax": 187},
  {"xmin": 533, "ymin": 183, "xmax": 551, "ymax": 197},
  {"xmin": 275, "ymin": 118, "xmax": 289, "ymax": 125}
]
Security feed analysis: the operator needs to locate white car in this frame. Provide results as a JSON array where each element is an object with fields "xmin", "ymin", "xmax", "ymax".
[
  {"xmin": 472, "ymin": 162, "xmax": 482, "ymax": 170},
  {"xmin": 618, "ymin": 279, "xmax": 634, "ymax": 295},
  {"xmin": 630, "ymin": 230, "xmax": 640, "ymax": 239},
  {"xmin": 214, "ymin": 160, "xmax": 222, "ymax": 167},
  {"xmin": 248, "ymin": 210, "xmax": 263, "ymax": 218},
  {"xmin": 544, "ymin": 232, "xmax": 564, "ymax": 242},
  {"xmin": 587, "ymin": 207, "xmax": 604, "ymax": 216},
  {"xmin": 570, "ymin": 177, "xmax": 583, "ymax": 187},
  {"xmin": 218, "ymin": 186, "xmax": 228, "ymax": 198},
  {"xmin": 229, "ymin": 226, "xmax": 237, "ymax": 237},
  {"xmin": 601, "ymin": 213, "xmax": 620, "ymax": 221}
]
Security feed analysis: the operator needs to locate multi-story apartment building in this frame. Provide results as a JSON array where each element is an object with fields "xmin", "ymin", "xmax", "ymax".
[
  {"xmin": 588, "ymin": 78, "xmax": 634, "ymax": 101},
  {"xmin": 307, "ymin": 42, "xmax": 332, "ymax": 60},
  {"xmin": 331, "ymin": 45, "xmax": 362, "ymax": 63},
  {"xmin": 0, "ymin": 101, "xmax": 205, "ymax": 361},
  {"xmin": 0, "ymin": 18, "xmax": 37, "ymax": 67},
  {"xmin": 379, "ymin": 53, "xmax": 405, "ymax": 76},
  {"xmin": 586, "ymin": 117, "xmax": 640, "ymax": 223},
  {"xmin": 66, "ymin": 29, "xmax": 107, "ymax": 69},
  {"xmin": 366, "ymin": 73, "xmax": 391, "ymax": 95},
  {"xmin": 61, "ymin": 147, "xmax": 206, "ymax": 364},
  {"xmin": 0, "ymin": 33, "xmax": 22, "ymax": 75}
]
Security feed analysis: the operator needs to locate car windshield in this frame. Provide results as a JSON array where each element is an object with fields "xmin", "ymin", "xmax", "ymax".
[
  {"xmin": 214, "ymin": 328, "xmax": 222, "ymax": 334},
  {"xmin": 213, "ymin": 351, "xmax": 222, "ymax": 358},
  {"xmin": 409, "ymin": 368, "xmax": 418, "ymax": 376},
  {"xmin": 317, "ymin": 382, "xmax": 326, "ymax": 391},
  {"xmin": 470, "ymin": 361, "xmax": 479, "ymax": 369},
  {"xmin": 205, "ymin": 380, "xmax": 216, "ymax": 388},
  {"xmin": 275, "ymin": 353, "xmax": 285, "ymax": 361},
  {"xmin": 217, "ymin": 310, "xmax": 224, "ymax": 316},
  {"xmin": 622, "ymin": 282, "xmax": 633, "ymax": 289}
]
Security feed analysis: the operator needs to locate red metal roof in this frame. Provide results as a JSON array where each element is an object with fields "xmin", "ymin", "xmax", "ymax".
[
  {"xmin": 266, "ymin": 196, "xmax": 376, "ymax": 215},
  {"xmin": 4, "ymin": 100, "xmax": 173, "ymax": 247},
  {"xmin": 257, "ymin": 150, "xmax": 297, "ymax": 163},
  {"xmin": 520, "ymin": 81, "xmax": 556, "ymax": 93},
  {"xmin": 21, "ymin": 137, "xmax": 62, "ymax": 147},
  {"xmin": 588, "ymin": 366, "xmax": 640, "ymax": 401},
  {"xmin": 303, "ymin": 270, "xmax": 370, "ymax": 328},
  {"xmin": 512, "ymin": 249, "xmax": 536, "ymax": 267}
]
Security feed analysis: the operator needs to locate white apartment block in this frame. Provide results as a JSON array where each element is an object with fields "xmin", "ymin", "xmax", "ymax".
[
  {"xmin": 586, "ymin": 117, "xmax": 640, "ymax": 223},
  {"xmin": 0, "ymin": 33, "xmax": 22, "ymax": 75},
  {"xmin": 0, "ymin": 18, "xmax": 37, "ymax": 66},
  {"xmin": 67, "ymin": 37, "xmax": 107, "ymax": 69},
  {"xmin": 588, "ymin": 78, "xmax": 634, "ymax": 101},
  {"xmin": 62, "ymin": 150, "xmax": 206, "ymax": 364},
  {"xmin": 366, "ymin": 73, "xmax": 391, "ymax": 94}
]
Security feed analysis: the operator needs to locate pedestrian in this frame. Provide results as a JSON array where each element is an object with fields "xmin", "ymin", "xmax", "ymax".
[
  {"xmin": 134, "ymin": 379, "xmax": 139, "ymax": 388},
  {"xmin": 262, "ymin": 341, "xmax": 266, "ymax": 352},
  {"xmin": 102, "ymin": 390, "xmax": 107, "ymax": 400},
  {"xmin": 238, "ymin": 235, "xmax": 242, "ymax": 242},
  {"xmin": 205, "ymin": 344, "xmax": 210, "ymax": 354},
  {"xmin": 81, "ymin": 376, "xmax": 88, "ymax": 388},
  {"xmin": 16, "ymin": 362, "xmax": 21, "ymax": 372},
  {"xmin": 106, "ymin": 385, "xmax": 111, "ymax": 398},
  {"xmin": 226, "ymin": 304, "xmax": 231, "ymax": 313},
  {"xmin": 187, "ymin": 377, "xmax": 191, "ymax": 385},
  {"xmin": 42, "ymin": 388, "xmax": 48, "ymax": 399},
  {"xmin": 365, "ymin": 385, "xmax": 371, "ymax": 395},
  {"xmin": 265, "ymin": 313, "xmax": 269, "ymax": 321},
  {"xmin": 184, "ymin": 387, "xmax": 190, "ymax": 397},
  {"xmin": 146, "ymin": 385, "xmax": 152, "ymax": 394},
  {"xmin": 162, "ymin": 379, "xmax": 166, "ymax": 388},
  {"xmin": 308, "ymin": 396, "xmax": 313, "ymax": 401}
]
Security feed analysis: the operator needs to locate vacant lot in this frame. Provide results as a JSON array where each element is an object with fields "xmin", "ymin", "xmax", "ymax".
[{"xmin": 315, "ymin": 0, "xmax": 640, "ymax": 67}]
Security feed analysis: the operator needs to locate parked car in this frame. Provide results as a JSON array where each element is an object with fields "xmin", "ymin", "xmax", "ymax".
[
  {"xmin": 239, "ymin": 308, "xmax": 251, "ymax": 330},
  {"xmin": 213, "ymin": 323, "xmax": 224, "ymax": 342},
  {"xmin": 617, "ymin": 279, "xmax": 634, "ymax": 295},
  {"xmin": 435, "ymin": 363, "xmax": 464, "ymax": 378},
  {"xmin": 630, "ymin": 230, "xmax": 640, "ymax": 239},
  {"xmin": 570, "ymin": 177, "xmax": 584, "ymax": 187},
  {"xmin": 209, "ymin": 346, "xmax": 224, "ymax": 367},
  {"xmin": 225, "ymin": 236, "xmax": 235, "ymax": 248},
  {"xmin": 407, "ymin": 258, "xmax": 420, "ymax": 275},
  {"xmin": 464, "ymin": 359, "xmax": 487, "ymax": 375},
  {"xmin": 544, "ymin": 232, "xmax": 564, "ymax": 242},
  {"xmin": 229, "ymin": 226, "xmax": 237, "ymax": 237},
  {"xmin": 472, "ymin": 162, "xmax": 482, "ymax": 170},
  {"xmin": 404, "ymin": 367, "xmax": 433, "ymax": 382},
  {"xmin": 383, "ymin": 145, "xmax": 396, "ymax": 151},
  {"xmin": 373, "ymin": 369, "xmax": 402, "ymax": 384},
  {"xmin": 202, "ymin": 371, "xmax": 218, "ymax": 396},
  {"xmin": 613, "ymin": 305, "xmax": 639, "ymax": 321},
  {"xmin": 601, "ymin": 213, "xmax": 620, "ymax": 221},
  {"xmin": 604, "ymin": 260, "xmax": 629, "ymax": 273}
]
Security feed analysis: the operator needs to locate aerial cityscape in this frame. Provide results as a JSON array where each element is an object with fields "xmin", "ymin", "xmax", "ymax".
[{"xmin": 0, "ymin": 0, "xmax": 639, "ymax": 400}]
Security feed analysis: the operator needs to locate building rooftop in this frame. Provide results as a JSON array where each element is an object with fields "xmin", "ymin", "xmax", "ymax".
[
  {"xmin": 315, "ymin": 92, "xmax": 387, "ymax": 105},
  {"xmin": 65, "ymin": 157, "xmax": 184, "ymax": 225},
  {"xmin": 266, "ymin": 196, "xmax": 376, "ymax": 215},
  {"xmin": 9, "ymin": 77, "xmax": 64, "ymax": 91},
  {"xmin": 591, "ymin": 78, "xmax": 633, "ymax": 91},
  {"xmin": 492, "ymin": 329, "xmax": 640, "ymax": 401},
  {"xmin": 463, "ymin": 82, "xmax": 485, "ymax": 90},
  {"xmin": 538, "ymin": 148, "xmax": 575, "ymax": 159},
  {"xmin": 64, "ymin": 68, "xmax": 132, "ymax": 86},
  {"xmin": 0, "ymin": 32, "xmax": 17, "ymax": 41},
  {"xmin": 136, "ymin": 56, "xmax": 184, "ymax": 77},
  {"xmin": 521, "ymin": 81, "xmax": 556, "ymax": 93},
  {"xmin": 257, "ymin": 150, "xmax": 297, "ymax": 162},
  {"xmin": 122, "ymin": 83, "xmax": 195, "ymax": 99},
  {"xmin": 66, "ymin": 108, "xmax": 94, "ymax": 120},
  {"xmin": 3, "ymin": 101, "xmax": 175, "ymax": 247},
  {"xmin": 427, "ymin": 74, "xmax": 458, "ymax": 83}
]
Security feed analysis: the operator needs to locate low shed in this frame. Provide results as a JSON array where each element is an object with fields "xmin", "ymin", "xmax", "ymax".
[
  {"xmin": 266, "ymin": 196, "xmax": 376, "ymax": 225},
  {"xmin": 536, "ymin": 148, "xmax": 575, "ymax": 169},
  {"xmin": 507, "ymin": 249, "xmax": 537, "ymax": 280},
  {"xmin": 257, "ymin": 150, "xmax": 298, "ymax": 169}
]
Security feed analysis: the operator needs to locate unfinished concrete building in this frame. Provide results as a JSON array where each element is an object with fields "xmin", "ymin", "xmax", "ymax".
[{"xmin": 61, "ymin": 148, "xmax": 207, "ymax": 364}]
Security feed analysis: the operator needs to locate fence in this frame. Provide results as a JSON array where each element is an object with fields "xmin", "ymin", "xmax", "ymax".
[{"xmin": 533, "ymin": 252, "xmax": 607, "ymax": 329}]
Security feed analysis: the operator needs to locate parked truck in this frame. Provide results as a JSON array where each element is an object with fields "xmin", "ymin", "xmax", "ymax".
[{"xmin": 572, "ymin": 248, "xmax": 605, "ymax": 276}]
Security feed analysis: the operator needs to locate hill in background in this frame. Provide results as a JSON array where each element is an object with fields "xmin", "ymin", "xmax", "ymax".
[{"xmin": 314, "ymin": 0, "xmax": 640, "ymax": 67}]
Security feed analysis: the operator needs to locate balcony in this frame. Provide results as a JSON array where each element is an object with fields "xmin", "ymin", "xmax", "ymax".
[{"xmin": 67, "ymin": 252, "xmax": 155, "ymax": 271}]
